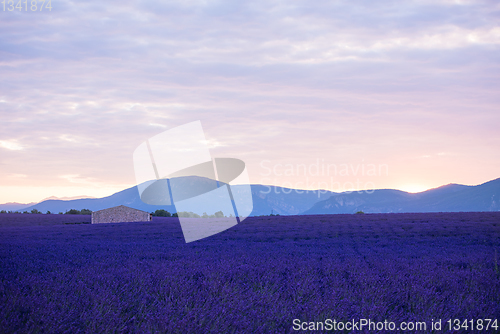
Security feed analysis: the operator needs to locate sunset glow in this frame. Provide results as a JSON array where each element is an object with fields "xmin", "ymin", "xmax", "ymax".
[{"xmin": 1, "ymin": 1, "xmax": 499, "ymax": 203}]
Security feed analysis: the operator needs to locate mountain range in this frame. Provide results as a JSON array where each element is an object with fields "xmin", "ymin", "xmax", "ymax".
[
  {"xmin": 304, "ymin": 178, "xmax": 499, "ymax": 214},
  {"xmin": 3, "ymin": 177, "xmax": 499, "ymax": 215}
]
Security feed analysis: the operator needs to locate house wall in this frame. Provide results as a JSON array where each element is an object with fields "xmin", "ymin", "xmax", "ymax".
[{"xmin": 91, "ymin": 206, "xmax": 151, "ymax": 224}]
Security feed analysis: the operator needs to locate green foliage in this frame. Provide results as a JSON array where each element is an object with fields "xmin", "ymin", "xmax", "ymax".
[
  {"xmin": 177, "ymin": 211, "xmax": 201, "ymax": 218},
  {"xmin": 31, "ymin": 209, "xmax": 42, "ymax": 214},
  {"xmin": 269, "ymin": 209, "xmax": 280, "ymax": 216},
  {"xmin": 356, "ymin": 211, "xmax": 365, "ymax": 214},
  {"xmin": 200, "ymin": 211, "xmax": 231, "ymax": 218},
  {"xmin": 174, "ymin": 211, "xmax": 229, "ymax": 218},
  {"xmin": 152, "ymin": 209, "xmax": 171, "ymax": 217},
  {"xmin": 46, "ymin": 211, "xmax": 52, "ymax": 214},
  {"xmin": 0, "ymin": 210, "xmax": 6, "ymax": 214},
  {"xmin": 64, "ymin": 209, "xmax": 92, "ymax": 215}
]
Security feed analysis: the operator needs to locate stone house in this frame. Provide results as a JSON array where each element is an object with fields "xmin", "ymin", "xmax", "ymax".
[{"xmin": 91, "ymin": 205, "xmax": 152, "ymax": 224}]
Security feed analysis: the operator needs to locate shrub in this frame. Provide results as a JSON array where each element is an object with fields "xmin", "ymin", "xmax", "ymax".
[
  {"xmin": 177, "ymin": 211, "xmax": 201, "ymax": 218},
  {"xmin": 152, "ymin": 209, "xmax": 171, "ymax": 217}
]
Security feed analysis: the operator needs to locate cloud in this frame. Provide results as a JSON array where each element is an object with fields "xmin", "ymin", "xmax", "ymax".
[
  {"xmin": 0, "ymin": 0, "xmax": 499, "ymax": 201},
  {"xmin": 0, "ymin": 140, "xmax": 24, "ymax": 151},
  {"xmin": 60, "ymin": 174, "xmax": 100, "ymax": 185}
]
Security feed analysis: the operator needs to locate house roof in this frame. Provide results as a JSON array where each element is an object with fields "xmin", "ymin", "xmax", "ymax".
[{"xmin": 92, "ymin": 205, "xmax": 150, "ymax": 214}]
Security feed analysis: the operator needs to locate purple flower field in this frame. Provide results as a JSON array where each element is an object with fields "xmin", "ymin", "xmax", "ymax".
[{"xmin": 1, "ymin": 212, "xmax": 499, "ymax": 333}]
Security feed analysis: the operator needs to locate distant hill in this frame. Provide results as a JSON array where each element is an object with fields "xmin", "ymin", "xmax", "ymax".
[
  {"xmin": 22, "ymin": 186, "xmax": 176, "ymax": 214},
  {"xmin": 246, "ymin": 185, "xmax": 333, "ymax": 215},
  {"xmin": 0, "ymin": 202, "xmax": 36, "ymax": 212},
  {"xmin": 41, "ymin": 195, "xmax": 96, "ymax": 201},
  {"xmin": 303, "ymin": 178, "xmax": 500, "ymax": 214},
  {"xmin": 20, "ymin": 182, "xmax": 334, "ymax": 216},
  {"xmin": 12, "ymin": 177, "xmax": 500, "ymax": 215}
]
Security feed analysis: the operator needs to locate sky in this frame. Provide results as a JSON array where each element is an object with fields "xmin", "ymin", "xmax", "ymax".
[{"xmin": 1, "ymin": 0, "xmax": 499, "ymax": 203}]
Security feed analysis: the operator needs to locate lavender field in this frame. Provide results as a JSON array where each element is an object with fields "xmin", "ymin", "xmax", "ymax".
[{"xmin": 1, "ymin": 212, "xmax": 499, "ymax": 333}]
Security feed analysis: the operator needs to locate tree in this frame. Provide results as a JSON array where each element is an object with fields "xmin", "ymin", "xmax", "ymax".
[
  {"xmin": 0, "ymin": 210, "xmax": 6, "ymax": 214},
  {"xmin": 214, "ymin": 211, "xmax": 224, "ymax": 218},
  {"xmin": 177, "ymin": 211, "xmax": 200, "ymax": 218},
  {"xmin": 46, "ymin": 211, "xmax": 51, "ymax": 214},
  {"xmin": 80, "ymin": 209, "xmax": 92, "ymax": 215},
  {"xmin": 65, "ymin": 209, "xmax": 81, "ymax": 215},
  {"xmin": 152, "ymin": 209, "xmax": 171, "ymax": 217},
  {"xmin": 31, "ymin": 209, "xmax": 42, "ymax": 214}
]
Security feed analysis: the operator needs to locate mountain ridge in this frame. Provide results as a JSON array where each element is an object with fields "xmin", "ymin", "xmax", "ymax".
[
  {"xmin": 304, "ymin": 177, "xmax": 500, "ymax": 214},
  {"xmin": 4, "ymin": 177, "xmax": 500, "ymax": 215}
]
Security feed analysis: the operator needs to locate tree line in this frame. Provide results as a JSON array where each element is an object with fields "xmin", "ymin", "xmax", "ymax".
[
  {"xmin": 151, "ymin": 209, "xmax": 231, "ymax": 218},
  {"xmin": 0, "ymin": 209, "xmax": 93, "ymax": 215},
  {"xmin": 0, "ymin": 208, "xmax": 231, "ymax": 218}
]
